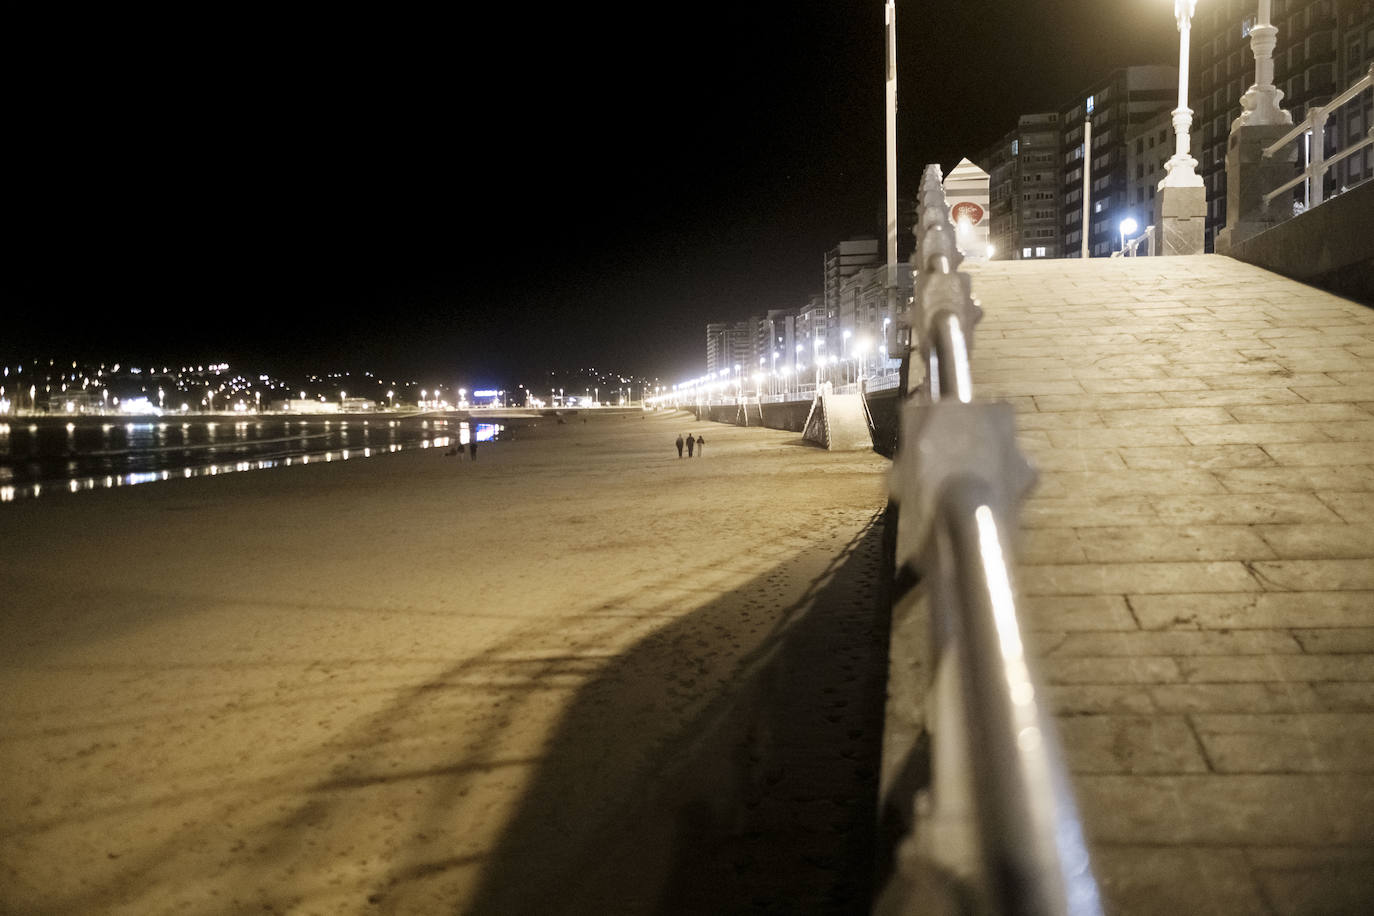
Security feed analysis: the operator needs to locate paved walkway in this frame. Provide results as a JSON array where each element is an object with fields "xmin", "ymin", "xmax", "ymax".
[{"xmin": 966, "ymin": 255, "xmax": 1374, "ymax": 915}]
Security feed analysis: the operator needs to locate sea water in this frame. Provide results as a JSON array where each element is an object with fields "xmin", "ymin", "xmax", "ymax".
[{"xmin": 0, "ymin": 415, "xmax": 501, "ymax": 501}]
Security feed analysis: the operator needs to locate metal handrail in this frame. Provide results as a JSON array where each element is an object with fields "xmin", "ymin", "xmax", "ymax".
[
  {"xmin": 880, "ymin": 164, "xmax": 1100, "ymax": 915},
  {"xmin": 1262, "ymin": 63, "xmax": 1373, "ymax": 208}
]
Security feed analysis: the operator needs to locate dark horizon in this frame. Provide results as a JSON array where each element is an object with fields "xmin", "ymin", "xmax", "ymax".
[{"xmin": 7, "ymin": 2, "xmax": 1178, "ymax": 383}]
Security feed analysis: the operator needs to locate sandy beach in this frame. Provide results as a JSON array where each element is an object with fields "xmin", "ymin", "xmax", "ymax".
[{"xmin": 0, "ymin": 409, "xmax": 891, "ymax": 914}]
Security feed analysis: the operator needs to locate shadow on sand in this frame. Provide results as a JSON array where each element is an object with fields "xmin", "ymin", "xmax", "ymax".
[{"xmin": 460, "ymin": 509, "xmax": 892, "ymax": 915}]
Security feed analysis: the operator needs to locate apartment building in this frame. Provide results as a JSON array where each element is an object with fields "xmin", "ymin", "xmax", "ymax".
[{"xmin": 1192, "ymin": 0, "xmax": 1374, "ymax": 249}]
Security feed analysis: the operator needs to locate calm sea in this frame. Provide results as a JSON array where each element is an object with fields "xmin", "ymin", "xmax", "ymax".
[{"xmin": 0, "ymin": 414, "xmax": 501, "ymax": 502}]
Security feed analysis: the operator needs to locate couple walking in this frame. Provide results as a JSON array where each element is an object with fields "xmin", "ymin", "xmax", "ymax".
[{"xmin": 675, "ymin": 434, "xmax": 704, "ymax": 458}]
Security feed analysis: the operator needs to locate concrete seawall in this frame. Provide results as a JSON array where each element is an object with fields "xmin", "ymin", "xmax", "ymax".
[{"xmin": 689, "ymin": 388, "xmax": 901, "ymax": 456}]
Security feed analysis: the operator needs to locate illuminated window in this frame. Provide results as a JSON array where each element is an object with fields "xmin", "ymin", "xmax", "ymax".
[
  {"xmin": 1022, "ymin": 247, "xmax": 1033, "ymax": 258},
  {"xmin": 1035, "ymin": 246, "xmax": 1047, "ymax": 257},
  {"xmin": 1086, "ymin": 94, "xmax": 1095, "ymax": 114}
]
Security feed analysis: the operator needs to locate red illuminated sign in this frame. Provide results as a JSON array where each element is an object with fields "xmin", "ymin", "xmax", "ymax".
[{"xmin": 951, "ymin": 201, "xmax": 985, "ymax": 225}]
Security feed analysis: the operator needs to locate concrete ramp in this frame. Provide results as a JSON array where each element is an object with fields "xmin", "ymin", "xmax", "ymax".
[{"xmin": 803, "ymin": 391, "xmax": 873, "ymax": 450}]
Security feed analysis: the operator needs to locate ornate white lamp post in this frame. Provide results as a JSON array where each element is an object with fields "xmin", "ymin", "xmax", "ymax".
[
  {"xmin": 1234, "ymin": 0, "xmax": 1292, "ymax": 129},
  {"xmin": 1161, "ymin": 1, "xmax": 1204, "ymax": 189},
  {"xmin": 1216, "ymin": 0, "xmax": 1295, "ymax": 253}
]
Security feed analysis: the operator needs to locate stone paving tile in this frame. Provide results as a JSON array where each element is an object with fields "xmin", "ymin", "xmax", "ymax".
[
  {"xmin": 1247, "ymin": 847, "xmax": 1374, "ymax": 916},
  {"xmin": 1057, "ymin": 716, "xmax": 1209, "ymax": 773},
  {"xmin": 1192, "ymin": 713, "xmax": 1374, "ymax": 772},
  {"xmin": 1160, "ymin": 387, "xmax": 1305, "ymax": 406},
  {"xmin": 1256, "ymin": 522, "xmax": 1374, "ymax": 558},
  {"xmin": 1316, "ymin": 419, "xmax": 1374, "ymax": 440},
  {"xmin": 1177, "ymin": 422, "xmax": 1330, "ymax": 444},
  {"xmin": 1043, "ymin": 656, "xmax": 1183, "ymax": 685},
  {"xmin": 1231, "ymin": 403, "xmax": 1374, "ymax": 423},
  {"xmin": 1312, "ymin": 683, "xmax": 1374, "ymax": 709},
  {"xmin": 1019, "ymin": 594, "xmax": 1138, "ymax": 631},
  {"xmin": 1294, "ymin": 383, "xmax": 1374, "ymax": 402},
  {"xmin": 1033, "ymin": 469, "xmax": 1226, "ymax": 498},
  {"xmin": 1148, "ymin": 683, "xmax": 1330, "ymax": 714},
  {"xmin": 1175, "ymin": 654, "xmax": 1374, "ymax": 683},
  {"xmin": 1292, "ymin": 627, "xmax": 1374, "ymax": 654},
  {"xmin": 1016, "ymin": 410, "xmax": 1107, "ymax": 430},
  {"xmin": 1117, "ymin": 444, "xmax": 1274, "ymax": 469},
  {"xmin": 1021, "ymin": 497, "xmax": 1162, "ymax": 528},
  {"xmin": 1198, "ymin": 372, "xmax": 1337, "ymax": 388},
  {"xmin": 1077, "ymin": 377, "xmax": 1209, "ymax": 394},
  {"xmin": 1043, "ymin": 630, "xmax": 1300, "ymax": 657},
  {"xmin": 1099, "ymin": 406, "xmax": 1238, "ymax": 427},
  {"xmin": 1150, "ymin": 493, "xmax": 1344, "ymax": 524},
  {"xmin": 1163, "ymin": 359, "xmax": 1288, "ymax": 376},
  {"xmin": 1033, "ymin": 393, "xmax": 1168, "ymax": 412},
  {"xmin": 1043, "ymin": 427, "xmax": 1191, "ymax": 448},
  {"xmin": 1072, "ymin": 524, "xmax": 1275, "ymax": 563},
  {"xmin": 1090, "ymin": 846, "xmax": 1268, "ymax": 916},
  {"xmin": 1017, "ymin": 527, "xmax": 1089, "ymax": 564},
  {"xmin": 1045, "ymin": 685, "xmax": 1158, "ymax": 715},
  {"xmin": 1129, "ymin": 592, "xmax": 1374, "ymax": 630},
  {"xmin": 1019, "ymin": 447, "xmax": 1127, "ymax": 471},
  {"xmin": 1019, "ymin": 561, "xmax": 1259, "ymax": 596},
  {"xmin": 1248, "ymin": 558, "xmax": 1374, "ymax": 590},
  {"xmin": 1075, "ymin": 773, "xmax": 1374, "ymax": 845},
  {"xmin": 1215, "ymin": 465, "xmax": 1374, "ymax": 492},
  {"xmin": 1260, "ymin": 442, "xmax": 1374, "ymax": 466},
  {"xmin": 1319, "ymin": 490, "xmax": 1374, "ymax": 521}
]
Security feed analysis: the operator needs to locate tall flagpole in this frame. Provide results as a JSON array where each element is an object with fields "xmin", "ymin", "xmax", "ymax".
[{"xmin": 884, "ymin": 0, "xmax": 898, "ymax": 357}]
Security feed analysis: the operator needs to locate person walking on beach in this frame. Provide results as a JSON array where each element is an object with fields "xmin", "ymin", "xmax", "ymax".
[
  {"xmin": 695, "ymin": 435, "xmax": 704, "ymax": 456},
  {"xmin": 686, "ymin": 434, "xmax": 695, "ymax": 458},
  {"xmin": 675, "ymin": 434, "xmax": 684, "ymax": 458}
]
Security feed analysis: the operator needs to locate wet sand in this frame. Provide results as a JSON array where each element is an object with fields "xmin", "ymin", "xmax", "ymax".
[{"xmin": 0, "ymin": 409, "xmax": 891, "ymax": 914}]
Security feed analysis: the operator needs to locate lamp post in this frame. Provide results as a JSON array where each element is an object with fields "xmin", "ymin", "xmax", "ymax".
[
  {"xmin": 1161, "ymin": 1, "xmax": 1204, "ymax": 189},
  {"xmin": 1234, "ymin": 0, "xmax": 1291, "ymax": 129},
  {"xmin": 1119, "ymin": 217, "xmax": 1139, "ymax": 254}
]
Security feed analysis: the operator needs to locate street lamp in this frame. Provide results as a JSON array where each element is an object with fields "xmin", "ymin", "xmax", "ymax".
[
  {"xmin": 1119, "ymin": 217, "xmax": 1139, "ymax": 254},
  {"xmin": 1234, "ymin": 1, "xmax": 1291, "ymax": 130},
  {"xmin": 1161, "ymin": 1, "xmax": 1204, "ymax": 189}
]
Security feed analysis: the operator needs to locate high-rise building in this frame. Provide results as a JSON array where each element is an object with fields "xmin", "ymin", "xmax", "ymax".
[
  {"xmin": 823, "ymin": 239, "xmax": 881, "ymax": 349},
  {"xmin": 981, "ymin": 112, "xmax": 1064, "ymax": 260},
  {"xmin": 1061, "ymin": 66, "xmax": 1179, "ymax": 257},
  {"xmin": 1192, "ymin": 0, "xmax": 1374, "ymax": 249},
  {"xmin": 705, "ymin": 320, "xmax": 756, "ymax": 377}
]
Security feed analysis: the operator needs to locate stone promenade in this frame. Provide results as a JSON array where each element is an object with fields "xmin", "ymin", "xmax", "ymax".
[{"xmin": 966, "ymin": 256, "xmax": 1374, "ymax": 915}]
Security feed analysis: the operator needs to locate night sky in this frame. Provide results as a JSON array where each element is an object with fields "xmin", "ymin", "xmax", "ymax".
[{"xmin": 7, "ymin": 2, "xmax": 1178, "ymax": 385}]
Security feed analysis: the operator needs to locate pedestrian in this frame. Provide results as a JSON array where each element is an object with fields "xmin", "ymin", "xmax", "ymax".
[
  {"xmin": 468, "ymin": 435, "xmax": 478, "ymax": 461},
  {"xmin": 695, "ymin": 435, "xmax": 704, "ymax": 456},
  {"xmin": 686, "ymin": 434, "xmax": 695, "ymax": 457},
  {"xmin": 675, "ymin": 434, "xmax": 684, "ymax": 458}
]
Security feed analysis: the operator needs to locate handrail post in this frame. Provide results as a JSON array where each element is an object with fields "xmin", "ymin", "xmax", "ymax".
[{"xmin": 1309, "ymin": 106, "xmax": 1328, "ymax": 206}]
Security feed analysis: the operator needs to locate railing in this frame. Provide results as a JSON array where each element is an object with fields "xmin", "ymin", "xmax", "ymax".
[
  {"xmin": 878, "ymin": 164, "xmax": 1101, "ymax": 915},
  {"xmin": 1262, "ymin": 63, "xmax": 1373, "ymax": 211},
  {"xmin": 1111, "ymin": 226, "xmax": 1156, "ymax": 258},
  {"xmin": 679, "ymin": 371, "xmax": 902, "ymax": 408}
]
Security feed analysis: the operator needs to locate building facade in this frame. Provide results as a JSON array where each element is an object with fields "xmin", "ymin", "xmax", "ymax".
[
  {"xmin": 1192, "ymin": 0, "xmax": 1374, "ymax": 249},
  {"xmin": 981, "ymin": 113, "xmax": 1064, "ymax": 260},
  {"xmin": 1061, "ymin": 66, "xmax": 1179, "ymax": 257}
]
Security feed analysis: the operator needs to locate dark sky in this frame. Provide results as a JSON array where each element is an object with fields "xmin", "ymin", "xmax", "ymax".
[{"xmin": 7, "ymin": 2, "xmax": 1178, "ymax": 385}]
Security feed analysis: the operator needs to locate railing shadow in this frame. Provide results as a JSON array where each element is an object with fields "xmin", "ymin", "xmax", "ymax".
[{"xmin": 462, "ymin": 509, "xmax": 892, "ymax": 915}]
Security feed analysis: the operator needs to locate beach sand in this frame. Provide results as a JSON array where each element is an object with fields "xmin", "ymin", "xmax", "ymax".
[{"xmin": 0, "ymin": 409, "xmax": 891, "ymax": 914}]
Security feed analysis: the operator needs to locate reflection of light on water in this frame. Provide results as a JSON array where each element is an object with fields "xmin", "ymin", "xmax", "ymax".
[{"xmin": 1, "ymin": 422, "xmax": 503, "ymax": 502}]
